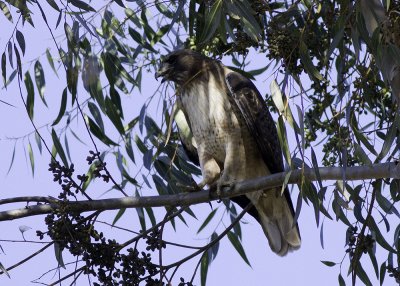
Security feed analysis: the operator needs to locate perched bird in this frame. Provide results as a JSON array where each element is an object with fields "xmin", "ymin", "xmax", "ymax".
[{"xmin": 155, "ymin": 49, "xmax": 300, "ymax": 256}]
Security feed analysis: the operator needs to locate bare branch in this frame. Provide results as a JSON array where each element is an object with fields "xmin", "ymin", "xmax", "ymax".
[{"xmin": 0, "ymin": 162, "xmax": 399, "ymax": 222}]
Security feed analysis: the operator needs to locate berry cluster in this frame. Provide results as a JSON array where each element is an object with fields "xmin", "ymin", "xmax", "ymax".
[
  {"xmin": 346, "ymin": 226, "xmax": 375, "ymax": 258},
  {"xmin": 38, "ymin": 152, "xmax": 170, "ymax": 285}
]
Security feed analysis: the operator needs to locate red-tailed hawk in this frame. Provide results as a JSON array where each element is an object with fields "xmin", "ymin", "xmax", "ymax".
[{"xmin": 156, "ymin": 49, "xmax": 301, "ymax": 256}]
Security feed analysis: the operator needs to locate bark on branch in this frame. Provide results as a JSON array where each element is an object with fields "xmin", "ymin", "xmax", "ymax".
[{"xmin": 0, "ymin": 162, "xmax": 399, "ymax": 222}]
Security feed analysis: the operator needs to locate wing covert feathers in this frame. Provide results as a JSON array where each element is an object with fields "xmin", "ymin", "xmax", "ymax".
[{"xmin": 225, "ymin": 71, "xmax": 301, "ymax": 255}]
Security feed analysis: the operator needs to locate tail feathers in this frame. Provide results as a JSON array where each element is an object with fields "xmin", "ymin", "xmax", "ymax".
[{"xmin": 254, "ymin": 192, "xmax": 301, "ymax": 256}]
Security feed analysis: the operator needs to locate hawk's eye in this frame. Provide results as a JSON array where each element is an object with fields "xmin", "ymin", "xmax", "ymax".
[{"xmin": 164, "ymin": 54, "xmax": 178, "ymax": 64}]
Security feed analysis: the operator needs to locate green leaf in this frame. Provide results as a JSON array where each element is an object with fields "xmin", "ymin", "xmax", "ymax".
[
  {"xmin": 197, "ymin": 209, "xmax": 218, "ymax": 234},
  {"xmin": 105, "ymin": 97, "xmax": 125, "ymax": 135},
  {"xmin": 28, "ymin": 142, "xmax": 34, "ymax": 176},
  {"xmin": 145, "ymin": 207, "xmax": 157, "ymax": 226},
  {"xmin": 227, "ymin": 231, "xmax": 251, "ymax": 267},
  {"xmin": 69, "ymin": 0, "xmax": 96, "ymax": 12},
  {"xmin": 24, "ymin": 71, "xmax": 35, "ymax": 119},
  {"xmin": 299, "ymin": 41, "xmax": 323, "ymax": 81},
  {"xmin": 380, "ymin": 262, "xmax": 386, "ymax": 286},
  {"xmin": 0, "ymin": 262, "xmax": 10, "ymax": 278},
  {"xmin": 45, "ymin": 0, "xmax": 60, "ymax": 11},
  {"xmin": 6, "ymin": 142, "xmax": 16, "ymax": 175},
  {"xmin": 355, "ymin": 262, "xmax": 373, "ymax": 286},
  {"xmin": 0, "ymin": 1, "xmax": 13, "ymax": 23},
  {"xmin": 67, "ymin": 67, "xmax": 78, "ymax": 102},
  {"xmin": 277, "ymin": 116, "xmax": 291, "ymax": 166},
  {"xmin": 16, "ymin": 30, "xmax": 25, "ymax": 55},
  {"xmin": 377, "ymin": 113, "xmax": 399, "ymax": 161},
  {"xmin": 200, "ymin": 0, "xmax": 223, "ymax": 43},
  {"xmin": 1, "ymin": 51, "xmax": 6, "ymax": 86},
  {"xmin": 52, "ymin": 88, "xmax": 67, "ymax": 126},
  {"xmin": 54, "ymin": 242, "xmax": 66, "ymax": 269},
  {"xmin": 326, "ymin": 28, "xmax": 344, "ymax": 62},
  {"xmin": 311, "ymin": 147, "xmax": 323, "ymax": 188},
  {"xmin": 46, "ymin": 49, "xmax": 58, "ymax": 76},
  {"xmin": 34, "ymin": 61, "xmax": 46, "ymax": 105},
  {"xmin": 367, "ymin": 248, "xmax": 379, "ymax": 279},
  {"xmin": 338, "ymin": 273, "xmax": 346, "ymax": 286},
  {"xmin": 88, "ymin": 102, "xmax": 104, "ymax": 131},
  {"xmin": 112, "ymin": 208, "xmax": 126, "ymax": 226},
  {"xmin": 200, "ymin": 251, "xmax": 209, "ymax": 286},
  {"xmin": 354, "ymin": 143, "xmax": 372, "ymax": 165},
  {"xmin": 14, "ymin": 44, "xmax": 21, "ymax": 79},
  {"xmin": 8, "ymin": 42, "xmax": 13, "ymax": 68},
  {"xmin": 321, "ymin": 260, "xmax": 336, "ymax": 267},
  {"xmin": 86, "ymin": 116, "xmax": 118, "ymax": 146},
  {"xmin": 51, "ymin": 129, "xmax": 68, "ymax": 167},
  {"xmin": 368, "ymin": 216, "xmax": 396, "ymax": 253}
]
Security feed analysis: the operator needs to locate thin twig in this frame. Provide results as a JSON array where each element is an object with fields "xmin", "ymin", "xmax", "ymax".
[{"xmin": 0, "ymin": 242, "xmax": 53, "ymax": 275}]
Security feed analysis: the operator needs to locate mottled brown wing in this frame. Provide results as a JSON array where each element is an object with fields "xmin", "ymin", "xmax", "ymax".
[
  {"xmin": 225, "ymin": 71, "xmax": 296, "ymax": 219},
  {"xmin": 225, "ymin": 72, "xmax": 284, "ymax": 174}
]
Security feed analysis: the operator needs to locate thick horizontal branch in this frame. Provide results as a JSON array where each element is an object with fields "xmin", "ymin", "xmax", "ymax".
[{"xmin": 0, "ymin": 162, "xmax": 399, "ymax": 222}]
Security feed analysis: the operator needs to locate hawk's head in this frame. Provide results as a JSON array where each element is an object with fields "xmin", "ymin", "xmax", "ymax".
[{"xmin": 155, "ymin": 49, "xmax": 207, "ymax": 86}]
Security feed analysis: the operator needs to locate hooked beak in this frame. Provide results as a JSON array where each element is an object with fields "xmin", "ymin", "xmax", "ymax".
[{"xmin": 155, "ymin": 63, "xmax": 170, "ymax": 83}]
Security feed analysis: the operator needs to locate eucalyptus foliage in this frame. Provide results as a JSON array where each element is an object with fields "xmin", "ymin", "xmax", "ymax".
[{"xmin": 1, "ymin": 0, "xmax": 400, "ymax": 285}]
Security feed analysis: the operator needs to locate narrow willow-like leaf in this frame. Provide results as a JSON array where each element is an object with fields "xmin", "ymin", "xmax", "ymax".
[
  {"xmin": 210, "ymin": 232, "xmax": 219, "ymax": 260},
  {"xmin": 277, "ymin": 116, "xmax": 291, "ymax": 166},
  {"xmin": 35, "ymin": 131, "xmax": 42, "ymax": 154},
  {"xmin": 320, "ymin": 222, "xmax": 324, "ymax": 249},
  {"xmin": 86, "ymin": 116, "xmax": 118, "ymax": 146},
  {"xmin": 354, "ymin": 143, "xmax": 372, "ymax": 165},
  {"xmin": 6, "ymin": 142, "xmax": 16, "ymax": 174},
  {"xmin": 8, "ymin": 42, "xmax": 13, "ymax": 68},
  {"xmin": 145, "ymin": 207, "xmax": 156, "ymax": 227},
  {"xmin": 338, "ymin": 274, "xmax": 346, "ymax": 286},
  {"xmin": 46, "ymin": 49, "xmax": 58, "ymax": 76},
  {"xmin": 377, "ymin": 114, "xmax": 399, "ymax": 161},
  {"xmin": 311, "ymin": 147, "xmax": 323, "ymax": 188},
  {"xmin": 197, "ymin": 208, "xmax": 218, "ymax": 234},
  {"xmin": 125, "ymin": 136, "xmax": 135, "ymax": 163},
  {"xmin": 105, "ymin": 97, "xmax": 125, "ymax": 135},
  {"xmin": 200, "ymin": 0, "xmax": 223, "ymax": 43},
  {"xmin": 355, "ymin": 262, "xmax": 373, "ymax": 286},
  {"xmin": 227, "ymin": 231, "xmax": 251, "ymax": 267},
  {"xmin": 45, "ymin": 0, "xmax": 60, "ymax": 11},
  {"xmin": 368, "ymin": 217, "xmax": 396, "ymax": 253},
  {"xmin": 16, "ymin": 30, "xmax": 25, "ymax": 55},
  {"xmin": 0, "ymin": 262, "xmax": 10, "ymax": 278},
  {"xmin": 112, "ymin": 208, "xmax": 126, "ymax": 226},
  {"xmin": 24, "ymin": 71, "xmax": 35, "ymax": 119},
  {"xmin": 28, "ymin": 142, "xmax": 34, "ymax": 176},
  {"xmin": 321, "ymin": 261, "xmax": 336, "ymax": 267},
  {"xmin": 0, "ymin": 1, "xmax": 12, "ymax": 23},
  {"xmin": 88, "ymin": 102, "xmax": 104, "ymax": 131},
  {"xmin": 200, "ymin": 251, "xmax": 209, "ymax": 286},
  {"xmin": 14, "ymin": 45, "xmax": 21, "ymax": 79},
  {"xmin": 69, "ymin": 0, "xmax": 96, "ymax": 12},
  {"xmin": 54, "ymin": 242, "xmax": 66, "ymax": 269},
  {"xmin": 367, "ymin": 248, "xmax": 379, "ymax": 279},
  {"xmin": 34, "ymin": 61, "xmax": 46, "ymax": 105},
  {"xmin": 299, "ymin": 41, "xmax": 323, "ymax": 81},
  {"xmin": 380, "ymin": 262, "xmax": 386, "ymax": 286},
  {"xmin": 1, "ymin": 52, "xmax": 5, "ymax": 86},
  {"xmin": 51, "ymin": 129, "xmax": 68, "ymax": 167},
  {"xmin": 52, "ymin": 88, "xmax": 67, "ymax": 126}
]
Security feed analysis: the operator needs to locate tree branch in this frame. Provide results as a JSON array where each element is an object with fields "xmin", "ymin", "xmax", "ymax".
[{"xmin": 0, "ymin": 162, "xmax": 399, "ymax": 221}]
